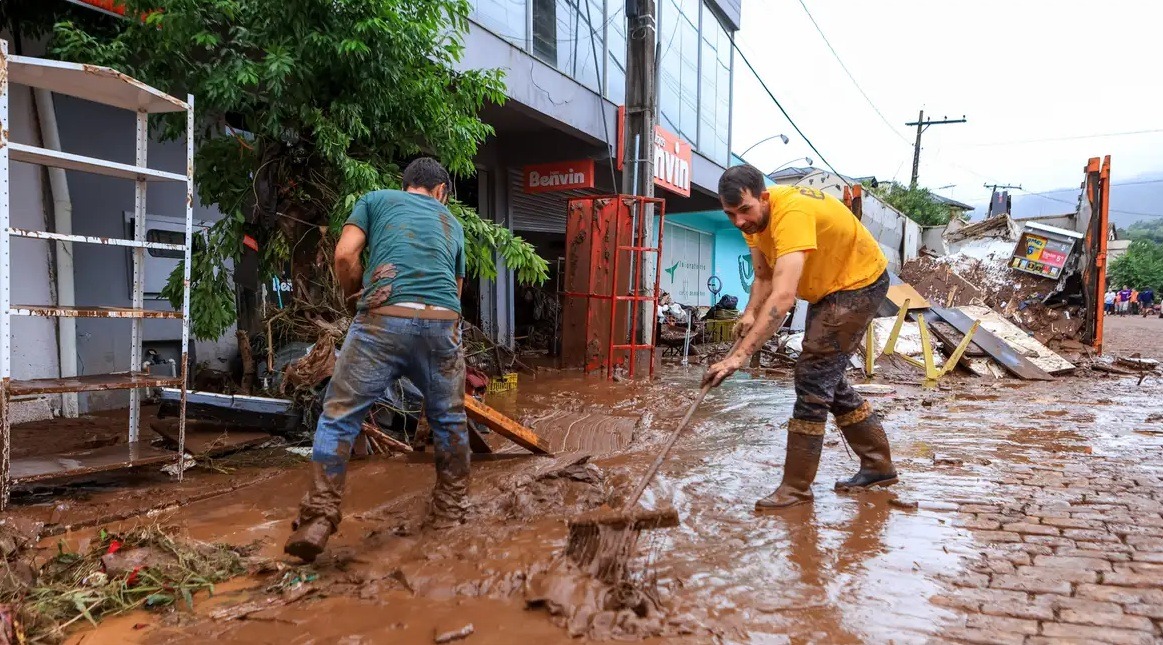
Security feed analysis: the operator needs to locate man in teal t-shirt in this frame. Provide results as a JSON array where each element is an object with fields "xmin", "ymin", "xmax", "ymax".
[{"xmin": 285, "ymin": 157, "xmax": 469, "ymax": 563}]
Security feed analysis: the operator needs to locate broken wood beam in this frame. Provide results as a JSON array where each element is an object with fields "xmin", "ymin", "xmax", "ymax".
[{"xmin": 464, "ymin": 396, "xmax": 553, "ymax": 455}]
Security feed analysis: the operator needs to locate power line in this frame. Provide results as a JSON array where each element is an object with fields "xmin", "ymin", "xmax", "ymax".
[
  {"xmin": 957, "ymin": 128, "xmax": 1163, "ymax": 147},
  {"xmin": 795, "ymin": 0, "xmax": 911, "ymax": 147},
  {"xmin": 1017, "ymin": 189, "xmax": 1163, "ymax": 219},
  {"xmin": 727, "ymin": 31, "xmax": 849, "ymax": 185}
]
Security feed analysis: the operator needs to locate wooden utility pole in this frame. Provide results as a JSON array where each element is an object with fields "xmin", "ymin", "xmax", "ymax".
[
  {"xmin": 906, "ymin": 109, "xmax": 967, "ymax": 188},
  {"xmin": 622, "ymin": 0, "xmax": 657, "ymax": 197}
]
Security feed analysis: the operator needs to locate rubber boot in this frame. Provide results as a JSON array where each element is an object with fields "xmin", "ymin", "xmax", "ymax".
[
  {"xmin": 284, "ymin": 463, "xmax": 346, "ymax": 562},
  {"xmin": 834, "ymin": 402, "xmax": 899, "ymax": 491},
  {"xmin": 425, "ymin": 469, "xmax": 469, "ymax": 530},
  {"xmin": 755, "ymin": 422, "xmax": 825, "ymax": 511}
]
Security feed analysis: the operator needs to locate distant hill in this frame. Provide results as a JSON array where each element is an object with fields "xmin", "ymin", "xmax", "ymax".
[{"xmin": 967, "ymin": 172, "xmax": 1163, "ymax": 230}]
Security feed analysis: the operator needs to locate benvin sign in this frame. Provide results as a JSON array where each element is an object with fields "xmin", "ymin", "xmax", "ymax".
[
  {"xmin": 652, "ymin": 125, "xmax": 692, "ymax": 197},
  {"xmin": 523, "ymin": 159, "xmax": 595, "ymax": 194},
  {"xmin": 614, "ymin": 107, "xmax": 694, "ymax": 198}
]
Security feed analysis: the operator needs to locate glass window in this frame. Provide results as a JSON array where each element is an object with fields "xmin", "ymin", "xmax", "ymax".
[
  {"xmin": 146, "ymin": 229, "xmax": 185, "ymax": 259},
  {"xmin": 531, "ymin": 0, "xmax": 603, "ymax": 92},
  {"xmin": 470, "ymin": 0, "xmax": 528, "ymax": 48},
  {"xmin": 699, "ymin": 4, "xmax": 731, "ymax": 165},
  {"xmin": 658, "ymin": 0, "xmax": 700, "ymax": 146},
  {"xmin": 606, "ymin": 0, "xmax": 626, "ymax": 104}
]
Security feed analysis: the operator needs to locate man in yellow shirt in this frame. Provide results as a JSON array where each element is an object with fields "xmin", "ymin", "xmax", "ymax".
[{"xmin": 703, "ymin": 165, "xmax": 898, "ymax": 509}]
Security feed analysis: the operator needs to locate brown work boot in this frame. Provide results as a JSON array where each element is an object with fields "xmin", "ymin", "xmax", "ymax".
[
  {"xmin": 834, "ymin": 402, "xmax": 899, "ymax": 491},
  {"xmin": 284, "ymin": 463, "xmax": 346, "ymax": 562},
  {"xmin": 756, "ymin": 421, "xmax": 825, "ymax": 511},
  {"xmin": 424, "ymin": 470, "xmax": 469, "ymax": 530}
]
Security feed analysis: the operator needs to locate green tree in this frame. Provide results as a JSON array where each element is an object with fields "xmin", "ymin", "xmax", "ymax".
[
  {"xmin": 870, "ymin": 182, "xmax": 953, "ymax": 227},
  {"xmin": 1121, "ymin": 220, "xmax": 1163, "ymax": 244},
  {"xmin": 1108, "ymin": 239, "xmax": 1163, "ymax": 292},
  {"xmin": 44, "ymin": 0, "xmax": 547, "ymax": 340}
]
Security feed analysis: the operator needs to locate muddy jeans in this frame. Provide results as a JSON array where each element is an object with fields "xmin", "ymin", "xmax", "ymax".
[
  {"xmin": 312, "ymin": 312, "xmax": 469, "ymax": 480},
  {"xmin": 791, "ymin": 271, "xmax": 889, "ymax": 433}
]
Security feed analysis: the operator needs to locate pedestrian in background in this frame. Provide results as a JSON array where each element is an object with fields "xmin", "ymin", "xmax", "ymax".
[
  {"xmin": 1105, "ymin": 289, "xmax": 1116, "ymax": 315},
  {"xmin": 1118, "ymin": 285, "xmax": 1132, "ymax": 315},
  {"xmin": 1138, "ymin": 287, "xmax": 1155, "ymax": 317}
]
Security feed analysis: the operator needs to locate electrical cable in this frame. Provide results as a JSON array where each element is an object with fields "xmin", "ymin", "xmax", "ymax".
[
  {"xmin": 956, "ymin": 128, "xmax": 1163, "ymax": 147},
  {"xmin": 796, "ymin": 0, "xmax": 912, "ymax": 147},
  {"xmin": 726, "ymin": 30, "xmax": 850, "ymax": 186}
]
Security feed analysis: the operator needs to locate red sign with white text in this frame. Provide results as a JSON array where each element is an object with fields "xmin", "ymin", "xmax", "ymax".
[
  {"xmin": 66, "ymin": 0, "xmax": 127, "ymax": 16},
  {"xmin": 652, "ymin": 125, "xmax": 692, "ymax": 197},
  {"xmin": 523, "ymin": 159, "xmax": 595, "ymax": 194}
]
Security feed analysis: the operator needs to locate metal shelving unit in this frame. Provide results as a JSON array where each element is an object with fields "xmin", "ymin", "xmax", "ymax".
[{"xmin": 0, "ymin": 41, "xmax": 194, "ymax": 508}]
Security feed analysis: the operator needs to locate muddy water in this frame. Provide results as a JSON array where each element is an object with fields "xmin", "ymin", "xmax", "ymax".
[{"xmin": 59, "ymin": 367, "xmax": 1163, "ymax": 644}]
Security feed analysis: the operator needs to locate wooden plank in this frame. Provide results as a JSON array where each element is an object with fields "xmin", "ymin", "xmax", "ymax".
[
  {"xmin": 929, "ymin": 320, "xmax": 986, "ymax": 357},
  {"xmin": 958, "ymin": 306, "xmax": 1075, "ymax": 375},
  {"xmin": 927, "ymin": 306, "xmax": 1054, "ymax": 381},
  {"xmin": 464, "ymin": 396, "xmax": 553, "ymax": 455},
  {"xmin": 11, "ymin": 372, "xmax": 182, "ymax": 395},
  {"xmin": 887, "ymin": 283, "xmax": 930, "ymax": 310}
]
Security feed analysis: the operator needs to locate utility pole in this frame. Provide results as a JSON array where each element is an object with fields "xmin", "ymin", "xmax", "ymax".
[
  {"xmin": 621, "ymin": 0, "xmax": 658, "ymax": 370},
  {"xmin": 622, "ymin": 0, "xmax": 657, "ymax": 197},
  {"xmin": 906, "ymin": 109, "xmax": 967, "ymax": 188}
]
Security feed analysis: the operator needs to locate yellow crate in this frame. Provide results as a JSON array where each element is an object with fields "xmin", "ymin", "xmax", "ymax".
[
  {"xmin": 704, "ymin": 319, "xmax": 734, "ymax": 343},
  {"xmin": 487, "ymin": 372, "xmax": 519, "ymax": 394}
]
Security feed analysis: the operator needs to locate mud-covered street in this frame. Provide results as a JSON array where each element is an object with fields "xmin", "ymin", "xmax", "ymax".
[{"xmin": 11, "ymin": 317, "xmax": 1147, "ymax": 643}]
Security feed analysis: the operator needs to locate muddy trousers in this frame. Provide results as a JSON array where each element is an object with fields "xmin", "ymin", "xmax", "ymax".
[
  {"xmin": 299, "ymin": 312, "xmax": 470, "ymax": 532},
  {"xmin": 758, "ymin": 272, "xmax": 896, "ymax": 509}
]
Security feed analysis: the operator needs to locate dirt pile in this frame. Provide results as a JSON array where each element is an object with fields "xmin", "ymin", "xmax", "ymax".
[{"xmin": 900, "ymin": 242, "xmax": 1087, "ymax": 349}]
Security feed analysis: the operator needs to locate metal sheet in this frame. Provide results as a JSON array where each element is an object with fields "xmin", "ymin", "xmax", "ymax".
[
  {"xmin": 9, "ymin": 372, "xmax": 181, "ymax": 396},
  {"xmin": 9, "ymin": 142, "xmax": 186, "ymax": 183},
  {"xmin": 11, "ymin": 442, "xmax": 177, "ymax": 484},
  {"xmin": 927, "ymin": 305, "xmax": 1054, "ymax": 381},
  {"xmin": 11, "ymin": 305, "xmax": 180, "ymax": 319},
  {"xmin": 7, "ymin": 54, "xmax": 187, "ymax": 113}
]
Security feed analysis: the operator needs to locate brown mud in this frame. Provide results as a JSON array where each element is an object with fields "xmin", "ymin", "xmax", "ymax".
[{"xmin": 2, "ymin": 318, "xmax": 1157, "ymax": 643}]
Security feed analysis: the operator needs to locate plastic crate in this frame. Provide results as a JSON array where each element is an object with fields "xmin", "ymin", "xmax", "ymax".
[
  {"xmin": 704, "ymin": 319, "xmax": 734, "ymax": 343},
  {"xmin": 487, "ymin": 372, "xmax": 519, "ymax": 394}
]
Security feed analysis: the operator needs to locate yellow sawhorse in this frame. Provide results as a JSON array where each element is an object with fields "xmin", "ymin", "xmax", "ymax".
[{"xmin": 866, "ymin": 298, "xmax": 981, "ymax": 382}]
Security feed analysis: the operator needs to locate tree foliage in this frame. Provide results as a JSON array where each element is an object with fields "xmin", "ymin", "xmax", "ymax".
[
  {"xmin": 1121, "ymin": 219, "xmax": 1163, "ymax": 244},
  {"xmin": 870, "ymin": 182, "xmax": 955, "ymax": 227},
  {"xmin": 1109, "ymin": 239, "xmax": 1163, "ymax": 292},
  {"xmin": 47, "ymin": 0, "xmax": 548, "ymax": 340}
]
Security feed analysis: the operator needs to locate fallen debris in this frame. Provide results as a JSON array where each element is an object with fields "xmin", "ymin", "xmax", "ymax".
[
  {"xmin": 434, "ymin": 623, "xmax": 475, "ymax": 643},
  {"xmin": 0, "ymin": 525, "xmax": 246, "ymax": 642}
]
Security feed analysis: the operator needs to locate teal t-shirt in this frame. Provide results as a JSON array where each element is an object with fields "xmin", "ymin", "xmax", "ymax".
[{"xmin": 345, "ymin": 189, "xmax": 466, "ymax": 313}]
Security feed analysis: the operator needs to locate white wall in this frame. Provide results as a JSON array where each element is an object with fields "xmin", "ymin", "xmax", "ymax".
[
  {"xmin": 51, "ymin": 95, "xmax": 237, "ymax": 410},
  {"xmin": 7, "ymin": 84, "xmax": 60, "ymax": 384}
]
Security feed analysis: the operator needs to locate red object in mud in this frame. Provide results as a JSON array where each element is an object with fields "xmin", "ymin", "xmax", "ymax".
[
  {"xmin": 125, "ymin": 566, "xmax": 142, "ymax": 586},
  {"xmin": 106, "ymin": 539, "xmax": 123, "ymax": 555},
  {"xmin": 465, "ymin": 367, "xmax": 488, "ymax": 395}
]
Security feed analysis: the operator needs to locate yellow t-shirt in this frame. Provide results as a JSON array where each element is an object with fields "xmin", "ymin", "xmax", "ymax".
[{"xmin": 743, "ymin": 185, "xmax": 887, "ymax": 304}]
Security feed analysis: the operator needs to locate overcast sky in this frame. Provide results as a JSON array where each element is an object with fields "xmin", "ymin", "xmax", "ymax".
[{"xmin": 731, "ymin": 0, "xmax": 1163, "ymax": 211}]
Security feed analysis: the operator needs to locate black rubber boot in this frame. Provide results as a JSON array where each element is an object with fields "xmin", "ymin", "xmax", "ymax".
[
  {"xmin": 834, "ymin": 403, "xmax": 899, "ymax": 491},
  {"xmin": 284, "ymin": 463, "xmax": 346, "ymax": 562},
  {"xmin": 756, "ymin": 423, "xmax": 825, "ymax": 510}
]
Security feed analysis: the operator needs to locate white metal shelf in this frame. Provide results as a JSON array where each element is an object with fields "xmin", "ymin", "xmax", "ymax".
[
  {"xmin": 10, "ymin": 305, "xmax": 182, "ymax": 319},
  {"xmin": 7, "ymin": 54, "xmax": 188, "ymax": 114},
  {"xmin": 1, "ymin": 40, "xmax": 195, "ymax": 507},
  {"xmin": 8, "ymin": 228, "xmax": 186, "ymax": 251},
  {"xmin": 10, "ymin": 142, "xmax": 187, "ymax": 183},
  {"xmin": 9, "ymin": 372, "xmax": 182, "ymax": 396}
]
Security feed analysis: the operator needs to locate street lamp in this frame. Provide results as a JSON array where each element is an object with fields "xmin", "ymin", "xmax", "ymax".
[
  {"xmin": 738, "ymin": 133, "xmax": 790, "ymax": 160},
  {"xmin": 770, "ymin": 157, "xmax": 813, "ymax": 174}
]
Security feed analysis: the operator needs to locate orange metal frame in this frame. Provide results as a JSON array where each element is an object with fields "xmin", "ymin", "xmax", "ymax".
[{"xmin": 562, "ymin": 195, "xmax": 667, "ymax": 379}]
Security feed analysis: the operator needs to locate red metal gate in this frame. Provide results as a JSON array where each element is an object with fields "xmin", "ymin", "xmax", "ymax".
[{"xmin": 561, "ymin": 195, "xmax": 666, "ymax": 379}]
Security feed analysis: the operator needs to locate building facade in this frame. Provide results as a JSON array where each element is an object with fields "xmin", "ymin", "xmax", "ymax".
[{"xmin": 460, "ymin": 0, "xmax": 742, "ymax": 343}]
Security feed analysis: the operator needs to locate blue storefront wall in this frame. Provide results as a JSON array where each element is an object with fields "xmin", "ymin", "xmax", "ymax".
[{"xmin": 664, "ymin": 212, "xmax": 752, "ymax": 310}]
